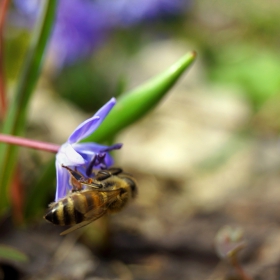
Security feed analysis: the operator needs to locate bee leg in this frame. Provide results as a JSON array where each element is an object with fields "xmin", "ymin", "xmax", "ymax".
[
  {"xmin": 70, "ymin": 176, "xmax": 83, "ymax": 192},
  {"xmin": 95, "ymin": 168, "xmax": 123, "ymax": 181},
  {"xmin": 62, "ymin": 165, "xmax": 84, "ymax": 181},
  {"xmin": 80, "ymin": 179, "xmax": 104, "ymax": 189},
  {"xmin": 95, "ymin": 170, "xmax": 112, "ymax": 180},
  {"xmin": 62, "ymin": 165, "xmax": 87, "ymax": 191},
  {"xmin": 108, "ymin": 167, "xmax": 123, "ymax": 175}
]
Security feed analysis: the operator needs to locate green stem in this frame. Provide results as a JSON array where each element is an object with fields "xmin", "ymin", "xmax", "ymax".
[{"xmin": 0, "ymin": 0, "xmax": 57, "ymax": 214}]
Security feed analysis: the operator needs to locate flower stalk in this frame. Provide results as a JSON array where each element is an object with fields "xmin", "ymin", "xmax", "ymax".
[{"xmin": 0, "ymin": 133, "xmax": 60, "ymax": 153}]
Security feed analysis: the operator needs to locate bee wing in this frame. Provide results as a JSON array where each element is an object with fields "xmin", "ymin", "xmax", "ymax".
[
  {"xmin": 60, "ymin": 189, "xmax": 122, "ymax": 235},
  {"xmin": 60, "ymin": 219, "xmax": 95, "ymax": 235},
  {"xmin": 83, "ymin": 189, "xmax": 121, "ymax": 219},
  {"xmin": 71, "ymin": 189, "xmax": 121, "ymax": 216},
  {"xmin": 60, "ymin": 208, "xmax": 110, "ymax": 235}
]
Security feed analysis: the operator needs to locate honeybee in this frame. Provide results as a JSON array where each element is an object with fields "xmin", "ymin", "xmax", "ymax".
[{"xmin": 44, "ymin": 166, "xmax": 137, "ymax": 235}]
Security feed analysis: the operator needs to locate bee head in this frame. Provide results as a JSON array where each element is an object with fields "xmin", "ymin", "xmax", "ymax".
[{"xmin": 123, "ymin": 177, "xmax": 137, "ymax": 198}]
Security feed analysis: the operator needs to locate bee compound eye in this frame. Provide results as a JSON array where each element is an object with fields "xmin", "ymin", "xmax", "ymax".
[
  {"xmin": 123, "ymin": 177, "xmax": 137, "ymax": 197},
  {"xmin": 95, "ymin": 170, "xmax": 111, "ymax": 181}
]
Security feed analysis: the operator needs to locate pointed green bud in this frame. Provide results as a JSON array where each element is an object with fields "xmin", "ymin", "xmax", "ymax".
[{"xmin": 85, "ymin": 51, "xmax": 197, "ymax": 143}]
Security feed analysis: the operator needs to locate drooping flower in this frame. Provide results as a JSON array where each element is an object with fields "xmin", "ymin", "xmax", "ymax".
[{"xmin": 55, "ymin": 97, "xmax": 122, "ymax": 201}]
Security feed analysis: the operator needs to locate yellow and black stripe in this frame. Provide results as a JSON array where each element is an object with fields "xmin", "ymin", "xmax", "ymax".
[
  {"xmin": 45, "ymin": 196, "xmax": 83, "ymax": 226},
  {"xmin": 44, "ymin": 191, "xmax": 108, "ymax": 226}
]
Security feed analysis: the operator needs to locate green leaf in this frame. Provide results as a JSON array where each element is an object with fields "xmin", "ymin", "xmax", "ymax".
[
  {"xmin": 0, "ymin": 1, "xmax": 57, "ymax": 214},
  {"xmin": 0, "ymin": 245, "xmax": 28, "ymax": 263},
  {"xmin": 85, "ymin": 51, "xmax": 197, "ymax": 143}
]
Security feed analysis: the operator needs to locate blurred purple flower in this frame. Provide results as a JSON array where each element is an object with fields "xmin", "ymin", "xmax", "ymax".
[
  {"xmin": 13, "ymin": 0, "xmax": 110, "ymax": 68},
  {"xmin": 97, "ymin": 0, "xmax": 190, "ymax": 26},
  {"xmin": 55, "ymin": 97, "xmax": 122, "ymax": 201},
  {"xmin": 12, "ymin": 0, "xmax": 190, "ymax": 67},
  {"xmin": 50, "ymin": 1, "xmax": 110, "ymax": 67},
  {"xmin": 13, "ymin": 0, "xmax": 41, "ymax": 15}
]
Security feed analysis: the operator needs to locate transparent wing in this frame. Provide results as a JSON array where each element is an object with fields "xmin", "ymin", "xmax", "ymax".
[
  {"xmin": 60, "ymin": 219, "xmax": 96, "ymax": 235},
  {"xmin": 83, "ymin": 189, "xmax": 121, "ymax": 219},
  {"xmin": 60, "ymin": 209, "xmax": 109, "ymax": 235},
  {"xmin": 72, "ymin": 188, "xmax": 121, "ymax": 215},
  {"xmin": 60, "ymin": 189, "xmax": 121, "ymax": 235}
]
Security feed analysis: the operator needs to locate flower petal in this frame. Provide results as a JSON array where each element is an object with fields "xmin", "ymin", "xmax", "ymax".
[
  {"xmin": 68, "ymin": 97, "xmax": 116, "ymax": 144},
  {"xmin": 72, "ymin": 142, "xmax": 121, "ymax": 162},
  {"xmin": 55, "ymin": 162, "xmax": 71, "ymax": 201},
  {"xmin": 73, "ymin": 142, "xmax": 122, "ymax": 154},
  {"xmin": 94, "ymin": 97, "xmax": 116, "ymax": 122},
  {"xmin": 101, "ymin": 142, "xmax": 123, "ymax": 152},
  {"xmin": 68, "ymin": 116, "xmax": 100, "ymax": 144},
  {"xmin": 72, "ymin": 142, "xmax": 121, "ymax": 174},
  {"xmin": 72, "ymin": 142, "xmax": 106, "ymax": 157},
  {"xmin": 56, "ymin": 143, "xmax": 86, "ymax": 166}
]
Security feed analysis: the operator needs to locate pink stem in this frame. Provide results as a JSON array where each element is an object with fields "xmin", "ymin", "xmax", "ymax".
[{"xmin": 0, "ymin": 133, "xmax": 60, "ymax": 153}]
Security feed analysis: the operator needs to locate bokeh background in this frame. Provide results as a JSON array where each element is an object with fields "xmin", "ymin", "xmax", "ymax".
[{"xmin": 2, "ymin": 0, "xmax": 280, "ymax": 279}]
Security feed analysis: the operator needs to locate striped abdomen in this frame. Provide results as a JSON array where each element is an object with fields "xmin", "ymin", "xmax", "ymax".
[{"xmin": 44, "ymin": 191, "xmax": 107, "ymax": 226}]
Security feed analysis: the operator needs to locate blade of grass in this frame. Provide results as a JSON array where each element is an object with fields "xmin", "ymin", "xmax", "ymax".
[
  {"xmin": 0, "ymin": 1, "xmax": 57, "ymax": 214},
  {"xmin": 0, "ymin": 0, "xmax": 10, "ymax": 119},
  {"xmin": 0, "ymin": 244, "xmax": 28, "ymax": 263}
]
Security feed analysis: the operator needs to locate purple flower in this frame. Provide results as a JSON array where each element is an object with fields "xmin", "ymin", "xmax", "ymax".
[
  {"xmin": 97, "ymin": 0, "xmax": 190, "ymax": 26},
  {"xmin": 55, "ymin": 97, "xmax": 122, "ymax": 201},
  {"xmin": 12, "ymin": 0, "xmax": 190, "ymax": 67},
  {"xmin": 13, "ymin": 0, "xmax": 110, "ymax": 68},
  {"xmin": 49, "ymin": 0, "xmax": 110, "ymax": 67}
]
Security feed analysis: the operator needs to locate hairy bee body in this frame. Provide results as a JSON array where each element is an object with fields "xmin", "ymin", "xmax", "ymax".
[
  {"xmin": 45, "ymin": 190, "xmax": 107, "ymax": 226},
  {"xmin": 44, "ymin": 168, "xmax": 137, "ymax": 235}
]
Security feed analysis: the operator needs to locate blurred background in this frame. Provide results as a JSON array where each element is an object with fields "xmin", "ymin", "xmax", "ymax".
[{"xmin": 2, "ymin": 0, "xmax": 280, "ymax": 279}]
